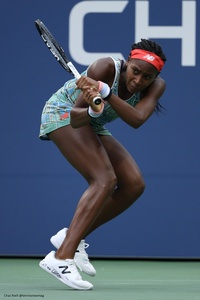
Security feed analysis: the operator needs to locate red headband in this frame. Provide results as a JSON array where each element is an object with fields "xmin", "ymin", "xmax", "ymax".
[{"xmin": 130, "ymin": 49, "xmax": 164, "ymax": 72}]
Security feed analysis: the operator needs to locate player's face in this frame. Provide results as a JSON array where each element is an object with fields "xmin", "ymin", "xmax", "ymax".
[{"xmin": 125, "ymin": 58, "xmax": 158, "ymax": 94}]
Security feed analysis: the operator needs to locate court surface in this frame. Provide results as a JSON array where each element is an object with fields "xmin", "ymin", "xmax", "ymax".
[{"xmin": 0, "ymin": 258, "xmax": 200, "ymax": 300}]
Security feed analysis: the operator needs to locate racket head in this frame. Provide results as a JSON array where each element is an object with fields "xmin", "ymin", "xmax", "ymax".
[{"xmin": 35, "ymin": 19, "xmax": 73, "ymax": 74}]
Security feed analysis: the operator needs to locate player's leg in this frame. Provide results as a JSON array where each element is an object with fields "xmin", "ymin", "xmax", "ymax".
[
  {"xmin": 48, "ymin": 125, "xmax": 117, "ymax": 259},
  {"xmin": 85, "ymin": 134, "xmax": 145, "ymax": 235}
]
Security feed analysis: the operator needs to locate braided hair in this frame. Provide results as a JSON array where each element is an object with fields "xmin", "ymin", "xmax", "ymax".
[
  {"xmin": 131, "ymin": 39, "xmax": 167, "ymax": 113},
  {"xmin": 131, "ymin": 39, "xmax": 167, "ymax": 62}
]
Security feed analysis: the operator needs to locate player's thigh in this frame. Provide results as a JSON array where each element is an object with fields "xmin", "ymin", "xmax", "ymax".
[
  {"xmin": 99, "ymin": 135, "xmax": 144, "ymax": 187},
  {"xmin": 48, "ymin": 125, "xmax": 115, "ymax": 182}
]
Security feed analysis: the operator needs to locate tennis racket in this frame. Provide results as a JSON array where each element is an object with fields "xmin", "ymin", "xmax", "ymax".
[{"xmin": 35, "ymin": 19, "xmax": 101, "ymax": 105}]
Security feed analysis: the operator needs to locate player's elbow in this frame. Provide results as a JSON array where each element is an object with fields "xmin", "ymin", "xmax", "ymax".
[
  {"xmin": 129, "ymin": 116, "xmax": 146, "ymax": 129},
  {"xmin": 70, "ymin": 109, "xmax": 88, "ymax": 128},
  {"xmin": 133, "ymin": 123, "xmax": 142, "ymax": 129},
  {"xmin": 70, "ymin": 118, "xmax": 81, "ymax": 129},
  {"xmin": 70, "ymin": 121, "xmax": 78, "ymax": 128},
  {"xmin": 133, "ymin": 110, "xmax": 152, "ymax": 128},
  {"xmin": 70, "ymin": 110, "xmax": 79, "ymax": 128}
]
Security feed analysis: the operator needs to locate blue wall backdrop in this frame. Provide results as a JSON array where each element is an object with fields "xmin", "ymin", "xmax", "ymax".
[{"xmin": 1, "ymin": 0, "xmax": 199, "ymax": 258}]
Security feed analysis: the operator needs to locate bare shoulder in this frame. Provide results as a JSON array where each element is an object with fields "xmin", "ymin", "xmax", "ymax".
[
  {"xmin": 152, "ymin": 75, "xmax": 166, "ymax": 90},
  {"xmin": 140, "ymin": 75, "xmax": 166, "ymax": 101},
  {"xmin": 87, "ymin": 57, "xmax": 115, "ymax": 83}
]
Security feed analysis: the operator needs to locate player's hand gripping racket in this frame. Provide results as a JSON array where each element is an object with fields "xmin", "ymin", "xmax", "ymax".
[{"xmin": 35, "ymin": 19, "xmax": 101, "ymax": 105}]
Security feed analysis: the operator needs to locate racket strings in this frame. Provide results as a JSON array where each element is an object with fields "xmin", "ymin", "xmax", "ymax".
[{"xmin": 36, "ymin": 20, "xmax": 73, "ymax": 74}]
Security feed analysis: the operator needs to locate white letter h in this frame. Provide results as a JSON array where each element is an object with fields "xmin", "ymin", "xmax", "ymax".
[{"xmin": 135, "ymin": 0, "xmax": 196, "ymax": 66}]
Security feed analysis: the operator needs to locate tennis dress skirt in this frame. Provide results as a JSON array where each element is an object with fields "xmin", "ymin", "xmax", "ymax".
[{"xmin": 39, "ymin": 86, "xmax": 112, "ymax": 140}]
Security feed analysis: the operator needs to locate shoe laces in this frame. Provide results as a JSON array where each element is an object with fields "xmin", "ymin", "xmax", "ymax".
[{"xmin": 76, "ymin": 240, "xmax": 89, "ymax": 259}]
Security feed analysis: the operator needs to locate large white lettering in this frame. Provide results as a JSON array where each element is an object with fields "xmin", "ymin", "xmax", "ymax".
[
  {"xmin": 69, "ymin": 0, "xmax": 196, "ymax": 67},
  {"xmin": 135, "ymin": 0, "xmax": 196, "ymax": 66},
  {"xmin": 69, "ymin": 1, "xmax": 128, "ymax": 65}
]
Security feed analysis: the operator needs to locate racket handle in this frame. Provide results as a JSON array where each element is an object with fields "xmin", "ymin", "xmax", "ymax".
[{"xmin": 93, "ymin": 96, "xmax": 102, "ymax": 105}]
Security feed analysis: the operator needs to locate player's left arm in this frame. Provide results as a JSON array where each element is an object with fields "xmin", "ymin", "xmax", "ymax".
[{"xmin": 106, "ymin": 76, "xmax": 166, "ymax": 128}]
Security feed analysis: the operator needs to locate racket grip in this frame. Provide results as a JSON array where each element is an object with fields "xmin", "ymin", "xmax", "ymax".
[{"xmin": 93, "ymin": 96, "xmax": 102, "ymax": 105}]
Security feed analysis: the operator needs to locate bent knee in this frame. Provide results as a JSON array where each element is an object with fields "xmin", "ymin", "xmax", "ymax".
[
  {"xmin": 136, "ymin": 176, "xmax": 145, "ymax": 195},
  {"xmin": 104, "ymin": 171, "xmax": 117, "ymax": 192},
  {"xmin": 92, "ymin": 170, "xmax": 117, "ymax": 194},
  {"xmin": 128, "ymin": 174, "xmax": 145, "ymax": 197}
]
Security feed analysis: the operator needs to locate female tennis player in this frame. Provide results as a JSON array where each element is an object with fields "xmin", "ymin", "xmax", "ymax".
[{"xmin": 39, "ymin": 39, "xmax": 167, "ymax": 290}]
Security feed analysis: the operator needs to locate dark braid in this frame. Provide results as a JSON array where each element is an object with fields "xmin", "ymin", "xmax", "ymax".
[
  {"xmin": 131, "ymin": 39, "xmax": 167, "ymax": 63},
  {"xmin": 131, "ymin": 39, "xmax": 167, "ymax": 113}
]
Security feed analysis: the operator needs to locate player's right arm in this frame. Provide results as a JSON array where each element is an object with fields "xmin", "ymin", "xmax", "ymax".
[{"xmin": 70, "ymin": 57, "xmax": 115, "ymax": 128}]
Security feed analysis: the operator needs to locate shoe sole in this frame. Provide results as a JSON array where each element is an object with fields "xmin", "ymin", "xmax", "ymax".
[{"xmin": 39, "ymin": 260, "xmax": 93, "ymax": 290}]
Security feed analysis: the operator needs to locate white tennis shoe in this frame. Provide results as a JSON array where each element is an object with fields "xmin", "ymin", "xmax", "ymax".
[
  {"xmin": 39, "ymin": 251, "xmax": 93, "ymax": 290},
  {"xmin": 50, "ymin": 228, "xmax": 96, "ymax": 276}
]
